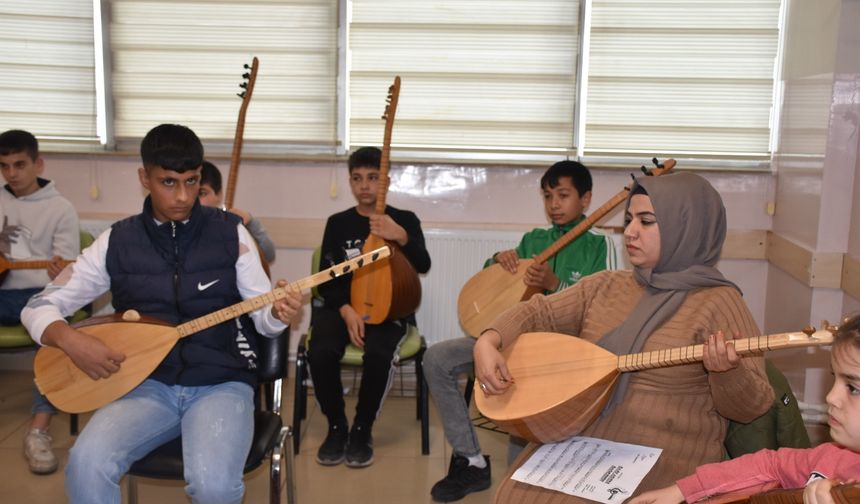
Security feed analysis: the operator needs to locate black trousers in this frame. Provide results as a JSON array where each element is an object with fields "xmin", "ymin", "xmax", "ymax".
[{"xmin": 307, "ymin": 306, "xmax": 407, "ymax": 427}]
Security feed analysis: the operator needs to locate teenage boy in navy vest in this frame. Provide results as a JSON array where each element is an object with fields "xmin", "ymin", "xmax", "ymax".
[
  {"xmin": 22, "ymin": 124, "xmax": 301, "ymax": 504},
  {"xmin": 309, "ymin": 146, "xmax": 431, "ymax": 468}
]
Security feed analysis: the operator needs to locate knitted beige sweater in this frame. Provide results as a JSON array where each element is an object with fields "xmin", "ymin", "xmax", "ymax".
[{"xmin": 489, "ymin": 270, "xmax": 774, "ymax": 503}]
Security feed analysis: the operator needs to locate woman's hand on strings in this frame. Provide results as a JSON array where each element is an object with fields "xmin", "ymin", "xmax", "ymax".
[
  {"xmin": 702, "ymin": 330, "xmax": 740, "ymax": 372},
  {"xmin": 473, "ymin": 330, "xmax": 514, "ymax": 395}
]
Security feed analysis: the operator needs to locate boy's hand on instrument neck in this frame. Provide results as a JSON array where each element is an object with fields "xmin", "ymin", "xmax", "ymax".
[
  {"xmin": 524, "ymin": 260, "xmax": 560, "ymax": 291},
  {"xmin": 271, "ymin": 280, "xmax": 301, "ymax": 324},
  {"xmin": 368, "ymin": 214, "xmax": 408, "ymax": 246},
  {"xmin": 42, "ymin": 321, "xmax": 126, "ymax": 380},
  {"xmin": 47, "ymin": 256, "xmax": 65, "ymax": 280}
]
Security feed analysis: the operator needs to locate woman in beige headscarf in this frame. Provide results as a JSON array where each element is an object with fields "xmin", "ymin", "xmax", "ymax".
[{"xmin": 474, "ymin": 172, "xmax": 773, "ymax": 503}]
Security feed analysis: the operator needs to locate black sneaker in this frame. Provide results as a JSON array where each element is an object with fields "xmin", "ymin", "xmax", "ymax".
[
  {"xmin": 316, "ymin": 422, "xmax": 348, "ymax": 465},
  {"xmin": 430, "ymin": 455, "xmax": 491, "ymax": 502},
  {"xmin": 345, "ymin": 423, "xmax": 374, "ymax": 468}
]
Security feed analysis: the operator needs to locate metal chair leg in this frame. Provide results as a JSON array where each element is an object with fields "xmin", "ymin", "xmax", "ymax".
[
  {"xmin": 416, "ymin": 350, "xmax": 430, "ymax": 455},
  {"xmin": 271, "ymin": 426, "xmax": 296, "ymax": 504},
  {"xmin": 292, "ymin": 353, "xmax": 306, "ymax": 455}
]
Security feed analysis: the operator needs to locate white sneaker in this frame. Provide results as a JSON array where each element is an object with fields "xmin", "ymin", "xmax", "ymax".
[{"xmin": 23, "ymin": 428, "xmax": 58, "ymax": 474}]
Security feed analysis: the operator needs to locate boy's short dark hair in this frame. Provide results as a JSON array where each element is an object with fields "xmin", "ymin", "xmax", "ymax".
[
  {"xmin": 834, "ymin": 312, "xmax": 860, "ymax": 353},
  {"xmin": 0, "ymin": 129, "xmax": 39, "ymax": 160},
  {"xmin": 541, "ymin": 160, "xmax": 592, "ymax": 197},
  {"xmin": 200, "ymin": 161, "xmax": 223, "ymax": 194},
  {"xmin": 140, "ymin": 124, "xmax": 203, "ymax": 173},
  {"xmin": 348, "ymin": 146, "xmax": 381, "ymax": 173}
]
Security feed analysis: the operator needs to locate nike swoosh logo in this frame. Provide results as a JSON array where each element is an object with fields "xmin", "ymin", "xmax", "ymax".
[{"xmin": 197, "ymin": 279, "xmax": 220, "ymax": 291}]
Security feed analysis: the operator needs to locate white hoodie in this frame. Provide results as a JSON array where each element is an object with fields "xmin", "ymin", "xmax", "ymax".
[{"xmin": 0, "ymin": 178, "xmax": 79, "ymax": 290}]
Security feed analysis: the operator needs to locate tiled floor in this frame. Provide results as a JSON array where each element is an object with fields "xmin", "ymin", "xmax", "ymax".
[{"xmin": 0, "ymin": 368, "xmax": 509, "ymax": 503}]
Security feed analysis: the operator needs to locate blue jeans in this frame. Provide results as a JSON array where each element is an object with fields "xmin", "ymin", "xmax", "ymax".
[
  {"xmin": 66, "ymin": 379, "xmax": 254, "ymax": 504},
  {"xmin": 0, "ymin": 287, "xmax": 41, "ymax": 325},
  {"xmin": 32, "ymin": 385, "xmax": 57, "ymax": 416}
]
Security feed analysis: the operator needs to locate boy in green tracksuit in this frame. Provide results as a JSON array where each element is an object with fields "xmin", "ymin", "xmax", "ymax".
[
  {"xmin": 424, "ymin": 160, "xmax": 616, "ymax": 502},
  {"xmin": 488, "ymin": 211, "xmax": 616, "ymax": 292}
]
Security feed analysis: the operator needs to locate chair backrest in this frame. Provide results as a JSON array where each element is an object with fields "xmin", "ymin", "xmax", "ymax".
[
  {"xmin": 80, "ymin": 230, "xmax": 95, "ymax": 250},
  {"xmin": 255, "ymin": 327, "xmax": 289, "ymax": 384}
]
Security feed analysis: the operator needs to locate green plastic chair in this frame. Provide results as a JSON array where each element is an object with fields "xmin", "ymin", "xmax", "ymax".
[
  {"xmin": 0, "ymin": 230, "xmax": 95, "ymax": 434},
  {"xmin": 292, "ymin": 247, "xmax": 429, "ymax": 455}
]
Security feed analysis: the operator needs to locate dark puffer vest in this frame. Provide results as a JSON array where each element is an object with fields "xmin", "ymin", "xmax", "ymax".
[{"xmin": 105, "ymin": 197, "xmax": 259, "ymax": 387}]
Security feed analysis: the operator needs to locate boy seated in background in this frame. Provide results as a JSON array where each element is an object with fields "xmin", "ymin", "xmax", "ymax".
[
  {"xmin": 0, "ymin": 129, "xmax": 79, "ymax": 474},
  {"xmin": 198, "ymin": 160, "xmax": 276, "ymax": 264}
]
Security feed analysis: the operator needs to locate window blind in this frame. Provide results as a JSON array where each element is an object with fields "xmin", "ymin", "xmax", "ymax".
[
  {"xmin": 0, "ymin": 1, "xmax": 98, "ymax": 143},
  {"xmin": 585, "ymin": 0, "xmax": 781, "ymax": 158},
  {"xmin": 348, "ymin": 0, "xmax": 580, "ymax": 152},
  {"xmin": 109, "ymin": 0, "xmax": 338, "ymax": 147}
]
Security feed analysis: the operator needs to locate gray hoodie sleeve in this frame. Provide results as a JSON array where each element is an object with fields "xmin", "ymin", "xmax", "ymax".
[{"xmin": 245, "ymin": 217, "xmax": 276, "ymax": 264}]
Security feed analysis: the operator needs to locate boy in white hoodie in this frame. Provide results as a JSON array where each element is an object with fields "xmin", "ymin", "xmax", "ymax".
[{"xmin": 0, "ymin": 129, "xmax": 79, "ymax": 474}]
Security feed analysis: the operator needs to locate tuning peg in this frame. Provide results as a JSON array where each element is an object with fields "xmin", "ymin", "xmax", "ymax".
[
  {"xmin": 242, "ymin": 72, "xmax": 250, "ymax": 79},
  {"xmin": 640, "ymin": 165, "xmax": 651, "ymax": 176},
  {"xmin": 822, "ymin": 319, "xmax": 840, "ymax": 332},
  {"xmin": 237, "ymin": 91, "xmax": 246, "ymax": 98},
  {"xmin": 244, "ymin": 63, "xmax": 251, "ymax": 69},
  {"xmin": 239, "ymin": 82, "xmax": 248, "ymax": 89},
  {"xmin": 652, "ymin": 157, "xmax": 661, "ymax": 168},
  {"xmin": 802, "ymin": 326, "xmax": 816, "ymax": 336}
]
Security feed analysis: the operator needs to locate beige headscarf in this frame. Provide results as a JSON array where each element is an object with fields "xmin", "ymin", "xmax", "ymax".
[{"xmin": 597, "ymin": 171, "xmax": 739, "ymax": 410}]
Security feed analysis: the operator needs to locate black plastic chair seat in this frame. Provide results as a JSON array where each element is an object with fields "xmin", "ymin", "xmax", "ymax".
[{"xmin": 128, "ymin": 410, "xmax": 283, "ymax": 480}]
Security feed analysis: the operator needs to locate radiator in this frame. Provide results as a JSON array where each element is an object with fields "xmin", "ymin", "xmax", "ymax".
[{"xmin": 414, "ymin": 228, "xmax": 524, "ymax": 346}]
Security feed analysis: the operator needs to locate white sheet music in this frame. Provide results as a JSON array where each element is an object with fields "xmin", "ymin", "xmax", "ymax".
[{"xmin": 511, "ymin": 436, "xmax": 662, "ymax": 503}]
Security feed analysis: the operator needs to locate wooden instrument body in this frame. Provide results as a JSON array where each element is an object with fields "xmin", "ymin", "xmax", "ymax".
[
  {"xmin": 458, "ymin": 258, "xmax": 538, "ymax": 338},
  {"xmin": 351, "ymin": 234, "xmax": 421, "ymax": 324},
  {"xmin": 34, "ymin": 314, "xmax": 179, "ymax": 413},
  {"xmin": 32, "ymin": 246, "xmax": 391, "ymax": 413},
  {"xmin": 475, "ymin": 327, "xmax": 834, "ymax": 444},
  {"xmin": 475, "ymin": 332, "xmax": 619, "ymax": 443},
  {"xmin": 349, "ymin": 75, "xmax": 422, "ymax": 324}
]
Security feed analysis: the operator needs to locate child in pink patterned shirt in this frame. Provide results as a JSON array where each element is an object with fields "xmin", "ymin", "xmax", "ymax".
[{"xmin": 630, "ymin": 313, "xmax": 860, "ymax": 504}]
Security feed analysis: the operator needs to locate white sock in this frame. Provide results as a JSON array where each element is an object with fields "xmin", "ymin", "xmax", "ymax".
[{"xmin": 467, "ymin": 453, "xmax": 487, "ymax": 469}]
